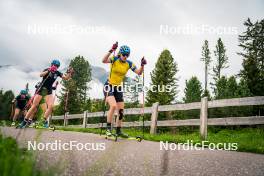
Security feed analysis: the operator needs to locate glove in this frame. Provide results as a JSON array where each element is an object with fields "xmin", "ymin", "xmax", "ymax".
[
  {"xmin": 48, "ymin": 65, "xmax": 57, "ymax": 73},
  {"xmin": 141, "ymin": 57, "xmax": 147, "ymax": 66},
  {"xmin": 109, "ymin": 42, "xmax": 118, "ymax": 53}
]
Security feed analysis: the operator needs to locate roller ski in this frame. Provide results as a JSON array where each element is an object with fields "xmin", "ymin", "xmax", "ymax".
[
  {"xmin": 35, "ymin": 125, "xmax": 55, "ymax": 131},
  {"xmin": 116, "ymin": 129, "xmax": 142, "ymax": 142},
  {"xmin": 119, "ymin": 135, "xmax": 143, "ymax": 142},
  {"xmin": 105, "ymin": 129, "xmax": 117, "ymax": 142},
  {"xmin": 34, "ymin": 120, "xmax": 56, "ymax": 131}
]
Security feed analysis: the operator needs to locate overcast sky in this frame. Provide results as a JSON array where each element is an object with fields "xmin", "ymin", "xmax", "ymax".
[{"xmin": 0, "ymin": 0, "xmax": 263, "ymax": 100}]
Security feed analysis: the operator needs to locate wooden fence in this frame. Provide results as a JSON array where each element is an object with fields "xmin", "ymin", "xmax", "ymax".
[{"xmin": 51, "ymin": 96, "xmax": 264, "ymax": 139}]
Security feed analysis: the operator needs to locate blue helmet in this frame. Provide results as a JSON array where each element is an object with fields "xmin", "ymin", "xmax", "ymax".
[
  {"xmin": 119, "ymin": 45, "xmax": 130, "ymax": 56},
  {"xmin": 20, "ymin": 90, "xmax": 27, "ymax": 95},
  {"xmin": 51, "ymin": 59, "xmax": 60, "ymax": 67}
]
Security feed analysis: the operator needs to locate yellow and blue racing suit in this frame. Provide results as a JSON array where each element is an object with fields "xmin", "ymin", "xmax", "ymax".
[{"xmin": 103, "ymin": 56, "xmax": 137, "ymax": 102}]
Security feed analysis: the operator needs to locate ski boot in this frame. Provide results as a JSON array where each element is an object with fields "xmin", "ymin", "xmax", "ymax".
[
  {"xmin": 16, "ymin": 119, "xmax": 28, "ymax": 129},
  {"xmin": 116, "ymin": 127, "xmax": 129, "ymax": 138},
  {"xmin": 105, "ymin": 129, "xmax": 117, "ymax": 141},
  {"xmin": 105, "ymin": 129, "xmax": 113, "ymax": 136},
  {"xmin": 42, "ymin": 120, "xmax": 49, "ymax": 128}
]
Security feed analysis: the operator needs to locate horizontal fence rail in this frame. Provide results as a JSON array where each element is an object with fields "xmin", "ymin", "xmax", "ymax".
[
  {"xmin": 208, "ymin": 96, "xmax": 264, "ymax": 108},
  {"xmin": 51, "ymin": 96, "xmax": 264, "ymax": 139},
  {"xmin": 63, "ymin": 116, "xmax": 264, "ymax": 128}
]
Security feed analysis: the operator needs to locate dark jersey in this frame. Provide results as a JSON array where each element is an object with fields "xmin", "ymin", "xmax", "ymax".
[
  {"xmin": 15, "ymin": 94, "xmax": 30, "ymax": 108},
  {"xmin": 42, "ymin": 68, "xmax": 63, "ymax": 90}
]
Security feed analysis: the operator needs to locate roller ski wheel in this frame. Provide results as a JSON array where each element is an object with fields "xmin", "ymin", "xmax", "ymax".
[
  {"xmin": 105, "ymin": 134, "xmax": 117, "ymax": 142},
  {"xmin": 105, "ymin": 130, "xmax": 117, "ymax": 142},
  {"xmin": 126, "ymin": 136, "xmax": 142, "ymax": 142},
  {"xmin": 135, "ymin": 136, "xmax": 142, "ymax": 142}
]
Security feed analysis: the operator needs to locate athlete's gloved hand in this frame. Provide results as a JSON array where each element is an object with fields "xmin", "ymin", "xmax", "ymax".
[
  {"xmin": 109, "ymin": 42, "xmax": 118, "ymax": 53},
  {"xmin": 141, "ymin": 57, "xmax": 147, "ymax": 66},
  {"xmin": 48, "ymin": 65, "xmax": 57, "ymax": 73}
]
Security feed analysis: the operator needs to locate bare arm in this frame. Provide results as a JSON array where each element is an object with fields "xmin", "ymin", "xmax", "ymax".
[
  {"xmin": 134, "ymin": 65, "xmax": 144, "ymax": 75},
  {"xmin": 103, "ymin": 42, "xmax": 118, "ymax": 63},
  {"xmin": 102, "ymin": 51, "xmax": 112, "ymax": 63},
  {"xmin": 135, "ymin": 57, "xmax": 146, "ymax": 75},
  {"xmin": 40, "ymin": 70, "xmax": 49, "ymax": 77}
]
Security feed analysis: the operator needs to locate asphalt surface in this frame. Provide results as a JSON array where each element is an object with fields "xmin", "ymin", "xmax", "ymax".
[{"xmin": 1, "ymin": 127, "xmax": 264, "ymax": 176}]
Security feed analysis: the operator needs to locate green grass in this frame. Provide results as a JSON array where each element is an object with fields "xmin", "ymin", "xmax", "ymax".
[
  {"xmin": 0, "ymin": 120, "xmax": 12, "ymax": 126},
  {"xmin": 57, "ymin": 126, "xmax": 264, "ymax": 154},
  {"xmin": 0, "ymin": 134, "xmax": 55, "ymax": 176},
  {"xmin": 207, "ymin": 128, "xmax": 264, "ymax": 154}
]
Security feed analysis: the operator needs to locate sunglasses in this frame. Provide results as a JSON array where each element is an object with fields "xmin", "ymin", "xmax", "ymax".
[{"xmin": 122, "ymin": 53, "xmax": 129, "ymax": 57}]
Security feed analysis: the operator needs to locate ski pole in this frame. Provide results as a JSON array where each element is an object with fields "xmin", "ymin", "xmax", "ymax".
[
  {"xmin": 23, "ymin": 72, "xmax": 52, "ymax": 112},
  {"xmin": 100, "ymin": 91, "xmax": 108, "ymax": 136},
  {"xmin": 49, "ymin": 81, "xmax": 59, "ymax": 125},
  {"xmin": 10, "ymin": 100, "xmax": 15, "ymax": 121},
  {"xmin": 63, "ymin": 90, "xmax": 69, "ymax": 126},
  {"xmin": 63, "ymin": 66, "xmax": 74, "ymax": 126},
  {"xmin": 100, "ymin": 42, "xmax": 117, "ymax": 135},
  {"xmin": 142, "ymin": 69, "xmax": 145, "ymax": 139}
]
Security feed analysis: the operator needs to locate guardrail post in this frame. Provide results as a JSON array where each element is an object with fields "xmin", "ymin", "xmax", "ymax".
[
  {"xmin": 64, "ymin": 112, "xmax": 69, "ymax": 126},
  {"xmin": 200, "ymin": 97, "xmax": 208, "ymax": 140},
  {"xmin": 82, "ymin": 111, "xmax": 88, "ymax": 128},
  {"xmin": 150, "ymin": 102, "xmax": 159, "ymax": 134}
]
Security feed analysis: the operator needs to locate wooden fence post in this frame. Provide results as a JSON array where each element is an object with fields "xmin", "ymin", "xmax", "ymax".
[
  {"xmin": 150, "ymin": 102, "xmax": 159, "ymax": 134},
  {"xmin": 64, "ymin": 112, "xmax": 69, "ymax": 126},
  {"xmin": 200, "ymin": 97, "xmax": 208, "ymax": 140},
  {"xmin": 48, "ymin": 115, "xmax": 51, "ymax": 126},
  {"xmin": 82, "ymin": 111, "xmax": 88, "ymax": 128}
]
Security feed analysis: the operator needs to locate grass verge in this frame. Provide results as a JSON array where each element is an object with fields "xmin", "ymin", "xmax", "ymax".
[{"xmin": 0, "ymin": 133, "xmax": 55, "ymax": 176}]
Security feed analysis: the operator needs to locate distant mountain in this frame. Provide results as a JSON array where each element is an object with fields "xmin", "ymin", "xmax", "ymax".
[
  {"xmin": 2, "ymin": 64, "xmax": 110, "ymax": 84},
  {"xmin": 91, "ymin": 66, "xmax": 109, "ymax": 84},
  {"xmin": 0, "ymin": 65, "xmax": 12, "ymax": 69}
]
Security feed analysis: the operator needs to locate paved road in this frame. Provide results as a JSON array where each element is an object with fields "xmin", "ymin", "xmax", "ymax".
[{"xmin": 1, "ymin": 127, "xmax": 264, "ymax": 176}]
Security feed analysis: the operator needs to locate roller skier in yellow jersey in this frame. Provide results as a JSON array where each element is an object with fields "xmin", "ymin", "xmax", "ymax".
[{"xmin": 102, "ymin": 42, "xmax": 147, "ymax": 137}]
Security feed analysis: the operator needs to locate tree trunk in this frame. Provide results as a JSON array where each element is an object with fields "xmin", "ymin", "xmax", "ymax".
[{"xmin": 205, "ymin": 65, "xmax": 208, "ymax": 90}]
